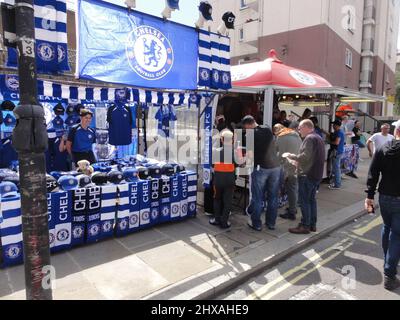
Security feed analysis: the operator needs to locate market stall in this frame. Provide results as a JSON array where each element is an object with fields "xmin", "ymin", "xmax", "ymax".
[
  {"xmin": 0, "ymin": 0, "xmax": 232, "ymax": 268},
  {"xmin": 215, "ymin": 49, "xmax": 385, "ymax": 209}
]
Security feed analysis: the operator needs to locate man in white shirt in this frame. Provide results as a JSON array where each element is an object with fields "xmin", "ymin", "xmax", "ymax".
[{"xmin": 367, "ymin": 123, "xmax": 395, "ymax": 157}]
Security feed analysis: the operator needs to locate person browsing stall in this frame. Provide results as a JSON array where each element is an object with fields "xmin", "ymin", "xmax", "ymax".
[{"xmin": 66, "ymin": 109, "xmax": 96, "ymax": 166}]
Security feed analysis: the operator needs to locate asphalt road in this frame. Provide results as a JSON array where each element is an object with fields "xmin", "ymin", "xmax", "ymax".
[{"xmin": 217, "ymin": 211, "xmax": 400, "ymax": 300}]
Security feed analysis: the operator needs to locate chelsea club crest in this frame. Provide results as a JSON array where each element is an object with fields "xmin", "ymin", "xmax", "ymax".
[
  {"xmin": 37, "ymin": 42, "xmax": 55, "ymax": 62},
  {"xmin": 126, "ymin": 25, "xmax": 174, "ymax": 81},
  {"xmin": 5, "ymin": 75, "xmax": 19, "ymax": 91},
  {"xmin": 5, "ymin": 244, "xmax": 21, "ymax": 259},
  {"xmin": 57, "ymin": 45, "xmax": 66, "ymax": 63}
]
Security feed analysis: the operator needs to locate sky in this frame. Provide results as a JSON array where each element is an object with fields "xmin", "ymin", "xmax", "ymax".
[
  {"xmin": 68, "ymin": 0, "xmax": 400, "ymax": 51},
  {"xmin": 67, "ymin": 0, "xmax": 201, "ymax": 28}
]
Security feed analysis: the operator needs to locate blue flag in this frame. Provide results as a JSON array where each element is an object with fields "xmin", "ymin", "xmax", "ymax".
[
  {"xmin": 77, "ymin": 0, "xmax": 199, "ymax": 90},
  {"xmin": 6, "ymin": 0, "xmax": 69, "ymax": 74}
]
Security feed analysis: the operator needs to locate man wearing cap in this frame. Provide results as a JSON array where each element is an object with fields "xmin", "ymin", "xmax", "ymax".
[
  {"xmin": 66, "ymin": 109, "xmax": 96, "ymax": 166},
  {"xmin": 242, "ymin": 115, "xmax": 281, "ymax": 231},
  {"xmin": 367, "ymin": 123, "xmax": 395, "ymax": 158},
  {"xmin": 365, "ymin": 119, "xmax": 400, "ymax": 291},
  {"xmin": 328, "ymin": 119, "xmax": 345, "ymax": 190}
]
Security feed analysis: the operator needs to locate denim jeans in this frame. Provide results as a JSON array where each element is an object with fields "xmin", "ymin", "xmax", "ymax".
[
  {"xmin": 379, "ymin": 194, "xmax": 400, "ymax": 278},
  {"xmin": 285, "ymin": 175, "xmax": 298, "ymax": 215},
  {"xmin": 332, "ymin": 153, "xmax": 343, "ymax": 188},
  {"xmin": 298, "ymin": 176, "xmax": 319, "ymax": 228},
  {"xmin": 247, "ymin": 166, "xmax": 281, "ymax": 229}
]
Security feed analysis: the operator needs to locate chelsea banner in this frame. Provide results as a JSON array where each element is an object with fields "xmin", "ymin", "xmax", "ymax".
[{"xmin": 77, "ymin": 0, "xmax": 199, "ymax": 90}]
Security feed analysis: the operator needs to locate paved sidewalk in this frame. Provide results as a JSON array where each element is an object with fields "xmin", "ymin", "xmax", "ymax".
[{"xmin": 0, "ymin": 151, "xmax": 373, "ymax": 300}]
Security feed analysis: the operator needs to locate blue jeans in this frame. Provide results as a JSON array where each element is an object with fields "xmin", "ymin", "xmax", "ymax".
[
  {"xmin": 298, "ymin": 176, "xmax": 319, "ymax": 228},
  {"xmin": 379, "ymin": 194, "xmax": 400, "ymax": 278},
  {"xmin": 247, "ymin": 166, "xmax": 281, "ymax": 229},
  {"xmin": 332, "ymin": 153, "xmax": 343, "ymax": 188}
]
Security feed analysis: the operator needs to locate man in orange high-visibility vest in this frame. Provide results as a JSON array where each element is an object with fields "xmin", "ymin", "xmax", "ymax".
[{"xmin": 209, "ymin": 129, "xmax": 236, "ymax": 229}]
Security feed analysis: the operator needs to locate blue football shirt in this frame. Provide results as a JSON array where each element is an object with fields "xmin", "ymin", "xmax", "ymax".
[
  {"xmin": 68, "ymin": 124, "xmax": 96, "ymax": 153},
  {"xmin": 107, "ymin": 104, "xmax": 133, "ymax": 146}
]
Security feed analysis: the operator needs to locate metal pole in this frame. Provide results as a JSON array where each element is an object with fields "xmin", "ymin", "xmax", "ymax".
[{"xmin": 14, "ymin": 0, "xmax": 52, "ymax": 300}]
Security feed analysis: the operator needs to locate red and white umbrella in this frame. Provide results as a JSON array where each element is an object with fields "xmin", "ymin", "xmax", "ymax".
[{"xmin": 232, "ymin": 49, "xmax": 332, "ymax": 88}]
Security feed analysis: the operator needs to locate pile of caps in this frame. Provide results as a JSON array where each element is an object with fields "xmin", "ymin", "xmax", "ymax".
[{"xmin": 0, "ymin": 156, "xmax": 186, "ymax": 198}]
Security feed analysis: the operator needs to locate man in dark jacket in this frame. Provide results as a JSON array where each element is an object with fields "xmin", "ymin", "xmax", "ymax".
[
  {"xmin": 242, "ymin": 115, "xmax": 281, "ymax": 231},
  {"xmin": 365, "ymin": 119, "xmax": 400, "ymax": 291},
  {"xmin": 284, "ymin": 120, "xmax": 325, "ymax": 234}
]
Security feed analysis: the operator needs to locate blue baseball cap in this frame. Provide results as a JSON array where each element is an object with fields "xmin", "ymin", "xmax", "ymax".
[
  {"xmin": 0, "ymin": 169, "xmax": 18, "ymax": 182},
  {"xmin": 123, "ymin": 167, "xmax": 139, "ymax": 182},
  {"xmin": 199, "ymin": 1, "xmax": 213, "ymax": 21},
  {"xmin": 167, "ymin": 0, "xmax": 179, "ymax": 10},
  {"xmin": 3, "ymin": 114, "xmax": 16, "ymax": 127},
  {"xmin": 52, "ymin": 115, "xmax": 64, "ymax": 130},
  {"xmin": 0, "ymin": 181, "xmax": 18, "ymax": 198},
  {"xmin": 58, "ymin": 175, "xmax": 79, "ymax": 191},
  {"xmin": 50, "ymin": 171, "xmax": 79, "ymax": 180},
  {"xmin": 65, "ymin": 115, "xmax": 79, "ymax": 127},
  {"xmin": 2, "ymin": 175, "xmax": 20, "ymax": 188}
]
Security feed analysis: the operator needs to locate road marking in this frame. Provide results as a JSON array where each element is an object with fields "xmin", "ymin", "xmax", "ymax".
[
  {"xmin": 253, "ymin": 241, "xmax": 354, "ymax": 300},
  {"xmin": 245, "ymin": 214, "xmax": 382, "ymax": 300},
  {"xmin": 348, "ymin": 234, "xmax": 378, "ymax": 245},
  {"xmin": 352, "ymin": 216, "xmax": 382, "ymax": 236},
  {"xmin": 289, "ymin": 283, "xmax": 356, "ymax": 300},
  {"xmin": 245, "ymin": 238, "xmax": 352, "ymax": 300}
]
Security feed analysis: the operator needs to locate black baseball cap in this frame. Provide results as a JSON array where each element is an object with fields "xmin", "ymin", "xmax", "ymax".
[
  {"xmin": 77, "ymin": 174, "xmax": 92, "ymax": 188},
  {"xmin": 222, "ymin": 11, "xmax": 235, "ymax": 29},
  {"xmin": 53, "ymin": 103, "xmax": 65, "ymax": 116},
  {"xmin": 199, "ymin": 1, "xmax": 213, "ymax": 21},
  {"xmin": 91, "ymin": 172, "xmax": 109, "ymax": 185},
  {"xmin": 137, "ymin": 166, "xmax": 150, "ymax": 180},
  {"xmin": 107, "ymin": 170, "xmax": 124, "ymax": 184},
  {"xmin": 162, "ymin": 164, "xmax": 175, "ymax": 176},
  {"xmin": 148, "ymin": 165, "xmax": 162, "ymax": 178},
  {"xmin": 75, "ymin": 104, "xmax": 85, "ymax": 115},
  {"xmin": 66, "ymin": 104, "xmax": 75, "ymax": 115},
  {"xmin": 46, "ymin": 174, "xmax": 59, "ymax": 193},
  {"xmin": 1, "ymin": 100, "xmax": 16, "ymax": 111}
]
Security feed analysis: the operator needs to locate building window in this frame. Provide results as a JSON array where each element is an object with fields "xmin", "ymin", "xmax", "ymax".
[
  {"xmin": 239, "ymin": 28, "xmax": 244, "ymax": 41},
  {"xmin": 240, "ymin": 0, "xmax": 248, "ymax": 9},
  {"xmin": 388, "ymin": 43, "xmax": 392, "ymax": 58},
  {"xmin": 346, "ymin": 9, "xmax": 355, "ymax": 34},
  {"xmin": 345, "ymin": 48, "xmax": 353, "ymax": 68}
]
